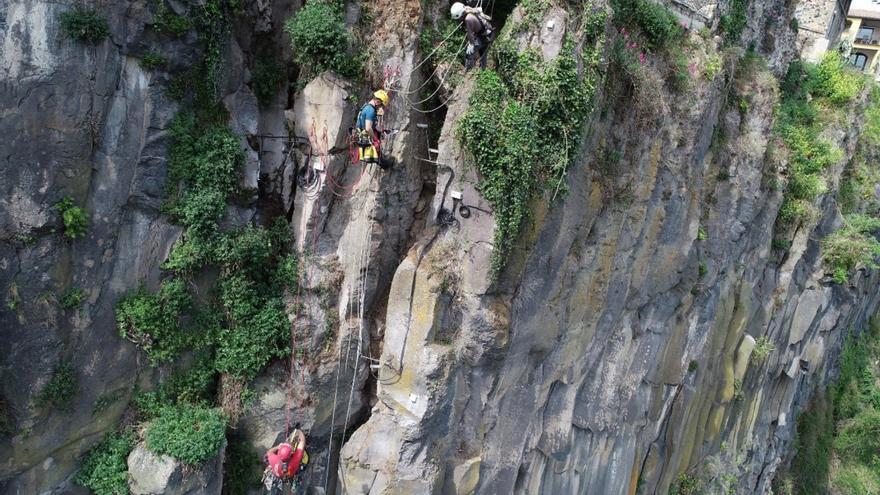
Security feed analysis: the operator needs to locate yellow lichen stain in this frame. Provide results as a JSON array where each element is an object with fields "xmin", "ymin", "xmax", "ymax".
[
  {"xmin": 627, "ymin": 452, "xmax": 642, "ymax": 495},
  {"xmin": 708, "ymin": 405, "xmax": 725, "ymax": 438}
]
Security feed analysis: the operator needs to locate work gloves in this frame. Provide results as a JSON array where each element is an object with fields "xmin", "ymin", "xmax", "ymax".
[{"xmin": 466, "ymin": 43, "xmax": 474, "ymax": 56}]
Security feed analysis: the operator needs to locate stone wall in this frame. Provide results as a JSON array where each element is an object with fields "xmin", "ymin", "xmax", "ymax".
[{"xmin": 795, "ymin": 0, "xmax": 850, "ymax": 60}]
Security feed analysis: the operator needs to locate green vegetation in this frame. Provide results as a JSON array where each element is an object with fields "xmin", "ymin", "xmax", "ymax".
[
  {"xmin": 252, "ymin": 58, "xmax": 285, "ymax": 107},
  {"xmin": 116, "ymin": 279, "xmax": 194, "ymax": 364},
  {"xmin": 60, "ymin": 287, "xmax": 86, "ymax": 310},
  {"xmin": 751, "ymin": 336, "xmax": 775, "ymax": 362},
  {"xmin": 840, "ymin": 160, "xmax": 880, "ymax": 216},
  {"xmin": 840, "ymin": 88, "xmax": 880, "ymax": 216},
  {"xmin": 703, "ymin": 53, "xmax": 722, "ymax": 80},
  {"xmin": 775, "ymin": 53, "xmax": 864, "ymax": 230},
  {"xmin": 109, "ymin": 0, "xmax": 294, "ymax": 471},
  {"xmin": 419, "ymin": 18, "xmax": 466, "ymax": 80},
  {"xmin": 790, "ymin": 391, "xmax": 834, "ymax": 495},
  {"xmin": 782, "ymin": 318, "xmax": 880, "ymax": 494},
  {"xmin": 36, "ymin": 361, "xmax": 77, "ymax": 411},
  {"xmin": 822, "ymin": 214, "xmax": 880, "ymax": 284},
  {"xmin": 733, "ymin": 378, "xmax": 744, "ymax": 401},
  {"xmin": 75, "ymin": 431, "xmax": 134, "ymax": 495},
  {"xmin": 457, "ymin": 29, "xmax": 603, "ymax": 278},
  {"xmin": 670, "ymin": 473, "xmax": 704, "ymax": 495},
  {"xmin": 0, "ymin": 396, "xmax": 13, "ymax": 437},
  {"xmin": 284, "ymin": 1, "xmax": 363, "ymax": 79},
  {"xmin": 697, "ymin": 227, "xmax": 707, "ymax": 241},
  {"xmin": 59, "ymin": 7, "xmax": 110, "ymax": 44},
  {"xmin": 515, "ymin": 0, "xmax": 551, "ymax": 32},
  {"xmin": 145, "ymin": 403, "xmax": 226, "ymax": 464},
  {"xmin": 57, "ymin": 197, "xmax": 88, "ymax": 239},
  {"xmin": 153, "ymin": 2, "xmax": 192, "ymax": 37},
  {"xmin": 93, "ymin": 389, "xmax": 125, "ymax": 415},
  {"xmin": 611, "ymin": 0, "xmax": 683, "ymax": 49},
  {"xmin": 140, "ymin": 50, "xmax": 168, "ymax": 71},
  {"xmin": 688, "ymin": 360, "xmax": 699, "ymax": 372},
  {"xmin": 718, "ymin": 0, "xmax": 747, "ymax": 44},
  {"xmin": 7, "ymin": 282, "xmax": 20, "ymax": 311},
  {"xmin": 224, "ymin": 436, "xmax": 262, "ymax": 494}
]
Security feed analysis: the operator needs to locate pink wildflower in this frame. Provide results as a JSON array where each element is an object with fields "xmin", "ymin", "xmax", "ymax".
[
  {"xmin": 639, "ymin": 52, "xmax": 647, "ymax": 63},
  {"xmin": 688, "ymin": 62, "xmax": 698, "ymax": 75}
]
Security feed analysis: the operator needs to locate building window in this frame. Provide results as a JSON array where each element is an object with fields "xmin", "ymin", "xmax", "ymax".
[
  {"xmin": 857, "ymin": 26, "xmax": 874, "ymax": 42},
  {"xmin": 851, "ymin": 52, "xmax": 869, "ymax": 70}
]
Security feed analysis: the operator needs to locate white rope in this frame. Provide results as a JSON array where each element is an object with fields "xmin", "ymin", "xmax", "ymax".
[
  {"xmin": 341, "ymin": 194, "xmax": 373, "ymax": 440},
  {"xmin": 403, "ymin": 46, "xmax": 467, "ymax": 107},
  {"xmin": 322, "ymin": 175, "xmax": 371, "ymax": 492},
  {"xmin": 322, "ymin": 284, "xmax": 348, "ymax": 491},
  {"xmin": 402, "ymin": 24, "xmax": 464, "ymax": 89}
]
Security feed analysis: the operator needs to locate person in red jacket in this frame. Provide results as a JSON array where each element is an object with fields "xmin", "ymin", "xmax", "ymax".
[{"xmin": 263, "ymin": 428, "xmax": 307, "ymax": 494}]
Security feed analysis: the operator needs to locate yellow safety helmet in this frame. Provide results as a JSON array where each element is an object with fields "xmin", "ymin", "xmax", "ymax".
[{"xmin": 374, "ymin": 89, "xmax": 389, "ymax": 106}]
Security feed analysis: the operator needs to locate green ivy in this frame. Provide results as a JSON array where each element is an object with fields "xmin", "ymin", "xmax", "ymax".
[
  {"xmin": 145, "ymin": 403, "xmax": 226, "ymax": 464},
  {"xmin": 610, "ymin": 0, "xmax": 683, "ymax": 49},
  {"xmin": 59, "ymin": 7, "xmax": 110, "ymax": 44},
  {"xmin": 36, "ymin": 361, "xmax": 78, "ymax": 411},
  {"xmin": 57, "ymin": 197, "xmax": 88, "ymax": 239},
  {"xmin": 252, "ymin": 58, "xmax": 286, "ymax": 107},
  {"xmin": 153, "ymin": 1, "xmax": 192, "ymax": 37},
  {"xmin": 458, "ymin": 35, "xmax": 602, "ymax": 279},
  {"xmin": 718, "ymin": 0, "xmax": 748, "ymax": 44},
  {"xmin": 60, "ymin": 287, "xmax": 86, "ymax": 309},
  {"xmin": 166, "ymin": 113, "xmax": 244, "ymax": 201},
  {"xmin": 75, "ymin": 431, "xmax": 135, "ymax": 495},
  {"xmin": 140, "ymin": 50, "xmax": 168, "ymax": 71},
  {"xmin": 224, "ymin": 435, "xmax": 263, "ymax": 494},
  {"xmin": 284, "ymin": 1, "xmax": 363, "ymax": 79},
  {"xmin": 115, "ymin": 279, "xmax": 195, "ymax": 364}
]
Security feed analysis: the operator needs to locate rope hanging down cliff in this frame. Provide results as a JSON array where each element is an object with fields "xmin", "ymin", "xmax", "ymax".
[{"xmin": 322, "ymin": 175, "xmax": 376, "ymax": 493}]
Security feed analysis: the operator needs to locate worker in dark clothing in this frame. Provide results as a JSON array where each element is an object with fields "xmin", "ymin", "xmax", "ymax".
[{"xmin": 450, "ymin": 2, "xmax": 494, "ymax": 71}]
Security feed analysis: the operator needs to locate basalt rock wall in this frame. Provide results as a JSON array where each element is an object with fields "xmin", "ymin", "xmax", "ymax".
[{"xmin": 1, "ymin": 0, "xmax": 878, "ymax": 494}]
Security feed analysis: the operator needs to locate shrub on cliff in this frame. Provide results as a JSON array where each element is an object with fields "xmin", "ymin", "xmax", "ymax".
[
  {"xmin": 59, "ymin": 7, "xmax": 110, "ymax": 44},
  {"xmin": 35, "ymin": 361, "xmax": 78, "ymax": 411},
  {"xmin": 610, "ymin": 0, "xmax": 682, "ymax": 49},
  {"xmin": 75, "ymin": 431, "xmax": 134, "ymax": 495},
  {"xmin": 775, "ymin": 54, "xmax": 861, "ymax": 230},
  {"xmin": 718, "ymin": 0, "xmax": 747, "ymax": 43},
  {"xmin": 115, "ymin": 279, "xmax": 194, "ymax": 364},
  {"xmin": 57, "ymin": 197, "xmax": 88, "ymax": 239},
  {"xmin": 822, "ymin": 214, "xmax": 880, "ymax": 284},
  {"xmin": 284, "ymin": 2, "xmax": 363, "ymax": 79},
  {"xmin": 145, "ymin": 404, "xmax": 226, "ymax": 464}
]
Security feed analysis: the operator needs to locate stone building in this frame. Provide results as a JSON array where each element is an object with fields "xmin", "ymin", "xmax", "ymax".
[
  {"xmin": 795, "ymin": 0, "xmax": 852, "ymax": 60},
  {"xmin": 842, "ymin": 0, "xmax": 880, "ymax": 78}
]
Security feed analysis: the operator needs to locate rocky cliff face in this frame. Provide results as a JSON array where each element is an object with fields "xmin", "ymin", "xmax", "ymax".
[{"xmin": 1, "ymin": 0, "xmax": 878, "ymax": 495}]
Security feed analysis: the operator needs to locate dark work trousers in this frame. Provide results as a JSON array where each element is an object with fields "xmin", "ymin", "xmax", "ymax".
[{"xmin": 466, "ymin": 37, "xmax": 489, "ymax": 71}]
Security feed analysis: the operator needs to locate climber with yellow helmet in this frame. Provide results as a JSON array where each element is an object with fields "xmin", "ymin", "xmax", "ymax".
[
  {"xmin": 354, "ymin": 89, "xmax": 391, "ymax": 170},
  {"xmin": 450, "ymin": 2, "xmax": 495, "ymax": 71}
]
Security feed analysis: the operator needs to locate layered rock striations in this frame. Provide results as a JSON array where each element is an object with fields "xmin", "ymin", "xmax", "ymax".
[{"xmin": 1, "ymin": 0, "xmax": 878, "ymax": 494}]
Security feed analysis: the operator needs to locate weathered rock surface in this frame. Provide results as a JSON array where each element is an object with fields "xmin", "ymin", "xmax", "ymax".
[
  {"xmin": 2, "ymin": 0, "xmax": 879, "ymax": 494},
  {"xmin": 127, "ymin": 442, "xmax": 224, "ymax": 495},
  {"xmin": 337, "ymin": 4, "xmax": 880, "ymax": 495}
]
